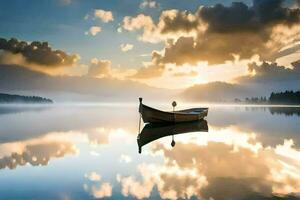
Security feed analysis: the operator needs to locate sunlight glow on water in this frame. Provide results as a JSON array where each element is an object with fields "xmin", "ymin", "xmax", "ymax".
[{"xmin": 0, "ymin": 104, "xmax": 299, "ymax": 200}]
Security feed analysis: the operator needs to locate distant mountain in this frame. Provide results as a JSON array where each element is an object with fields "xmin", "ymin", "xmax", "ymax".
[
  {"xmin": 181, "ymin": 82, "xmax": 252, "ymax": 102},
  {"xmin": 182, "ymin": 80, "xmax": 300, "ymax": 103},
  {"xmin": 0, "ymin": 64, "xmax": 176, "ymax": 102},
  {"xmin": 0, "ymin": 93, "xmax": 53, "ymax": 104}
]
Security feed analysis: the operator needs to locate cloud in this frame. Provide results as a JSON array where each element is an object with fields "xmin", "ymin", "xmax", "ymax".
[
  {"xmin": 86, "ymin": 26, "xmax": 102, "ymax": 36},
  {"xmin": 129, "ymin": 51, "xmax": 165, "ymax": 79},
  {"xmin": 118, "ymin": 163, "xmax": 208, "ymax": 199},
  {"xmin": 87, "ymin": 128, "xmax": 110, "ymax": 145},
  {"xmin": 0, "ymin": 38, "xmax": 79, "ymax": 67},
  {"xmin": 158, "ymin": 138, "xmax": 300, "ymax": 199},
  {"xmin": 0, "ymin": 136, "xmax": 78, "ymax": 170},
  {"xmin": 239, "ymin": 60, "xmax": 300, "ymax": 83},
  {"xmin": 94, "ymin": 9, "xmax": 114, "ymax": 23},
  {"xmin": 139, "ymin": 0, "xmax": 158, "ymax": 9},
  {"xmin": 159, "ymin": 10, "xmax": 200, "ymax": 35},
  {"xmin": 119, "ymin": 154, "xmax": 132, "ymax": 163},
  {"xmin": 87, "ymin": 58, "xmax": 111, "ymax": 77},
  {"xmin": 172, "ymin": 70, "xmax": 198, "ymax": 77},
  {"xmin": 86, "ymin": 58, "xmax": 137, "ymax": 80},
  {"xmin": 199, "ymin": 1, "xmax": 300, "ymax": 33},
  {"xmin": 252, "ymin": 60, "xmax": 300, "ymax": 76},
  {"xmin": 120, "ymin": 43, "xmax": 134, "ymax": 52},
  {"xmin": 122, "ymin": 10, "xmax": 201, "ymax": 43},
  {"xmin": 127, "ymin": 0, "xmax": 300, "ymax": 78},
  {"xmin": 83, "ymin": 177, "xmax": 113, "ymax": 199},
  {"xmin": 91, "ymin": 182, "xmax": 113, "ymax": 198},
  {"xmin": 118, "ymin": 126, "xmax": 300, "ymax": 199},
  {"xmin": 122, "ymin": 14, "xmax": 155, "ymax": 37},
  {"xmin": 85, "ymin": 172, "xmax": 102, "ymax": 181},
  {"xmin": 117, "ymin": 27, "xmax": 123, "ymax": 33}
]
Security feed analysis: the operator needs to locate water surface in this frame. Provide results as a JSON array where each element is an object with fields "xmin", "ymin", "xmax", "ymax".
[{"xmin": 0, "ymin": 104, "xmax": 299, "ymax": 200}]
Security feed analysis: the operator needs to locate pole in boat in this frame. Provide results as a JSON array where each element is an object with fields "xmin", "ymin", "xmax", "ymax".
[
  {"xmin": 172, "ymin": 101, "xmax": 177, "ymax": 122},
  {"xmin": 172, "ymin": 101, "xmax": 177, "ymax": 112}
]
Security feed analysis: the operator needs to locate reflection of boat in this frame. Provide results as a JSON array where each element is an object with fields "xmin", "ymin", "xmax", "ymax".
[
  {"xmin": 137, "ymin": 120, "xmax": 208, "ymax": 153},
  {"xmin": 139, "ymin": 98, "xmax": 208, "ymax": 123}
]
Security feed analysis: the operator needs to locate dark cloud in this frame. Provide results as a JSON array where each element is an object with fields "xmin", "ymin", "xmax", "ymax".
[
  {"xmin": 199, "ymin": 0, "xmax": 300, "ymax": 33},
  {"xmin": 244, "ymin": 60, "xmax": 300, "ymax": 82},
  {"xmin": 163, "ymin": 33, "xmax": 269, "ymax": 65},
  {"xmin": 199, "ymin": 2, "xmax": 257, "ymax": 33},
  {"xmin": 274, "ymin": 43, "xmax": 300, "ymax": 58},
  {"xmin": 0, "ymin": 38, "xmax": 78, "ymax": 67},
  {"xmin": 133, "ymin": 0, "xmax": 300, "ymax": 78},
  {"xmin": 253, "ymin": 0, "xmax": 300, "ymax": 25},
  {"xmin": 129, "ymin": 51, "xmax": 165, "ymax": 79},
  {"xmin": 160, "ymin": 10, "xmax": 199, "ymax": 34},
  {"xmin": 181, "ymin": 0, "xmax": 300, "ymax": 63},
  {"xmin": 163, "ymin": 37, "xmax": 199, "ymax": 65}
]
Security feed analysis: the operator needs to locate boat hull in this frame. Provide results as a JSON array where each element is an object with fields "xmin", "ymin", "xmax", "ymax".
[{"xmin": 139, "ymin": 103, "xmax": 208, "ymax": 123}]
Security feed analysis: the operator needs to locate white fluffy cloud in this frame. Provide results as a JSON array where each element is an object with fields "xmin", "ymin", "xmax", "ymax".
[
  {"xmin": 87, "ymin": 58, "xmax": 111, "ymax": 77},
  {"xmin": 86, "ymin": 26, "xmax": 102, "ymax": 36},
  {"xmin": 94, "ymin": 9, "xmax": 114, "ymax": 23},
  {"xmin": 139, "ymin": 0, "xmax": 158, "ymax": 9},
  {"xmin": 91, "ymin": 183, "xmax": 113, "ymax": 198},
  {"xmin": 119, "ymin": 154, "xmax": 132, "ymax": 163},
  {"xmin": 85, "ymin": 172, "xmax": 102, "ymax": 181},
  {"xmin": 120, "ymin": 43, "xmax": 134, "ymax": 52},
  {"xmin": 122, "ymin": 10, "xmax": 201, "ymax": 43},
  {"xmin": 86, "ymin": 58, "xmax": 137, "ymax": 79}
]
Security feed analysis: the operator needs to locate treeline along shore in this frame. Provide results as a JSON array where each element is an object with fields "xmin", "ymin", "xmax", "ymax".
[
  {"xmin": 0, "ymin": 93, "xmax": 53, "ymax": 104},
  {"xmin": 236, "ymin": 90, "xmax": 300, "ymax": 105}
]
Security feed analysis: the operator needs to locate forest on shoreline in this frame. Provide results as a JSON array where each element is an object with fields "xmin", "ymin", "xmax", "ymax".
[
  {"xmin": 236, "ymin": 90, "xmax": 300, "ymax": 104},
  {"xmin": 0, "ymin": 93, "xmax": 53, "ymax": 104}
]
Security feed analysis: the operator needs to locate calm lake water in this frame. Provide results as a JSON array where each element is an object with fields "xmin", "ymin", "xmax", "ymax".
[{"xmin": 0, "ymin": 104, "xmax": 299, "ymax": 200}]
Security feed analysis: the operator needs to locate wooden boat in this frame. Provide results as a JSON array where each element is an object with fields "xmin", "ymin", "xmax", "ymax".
[
  {"xmin": 137, "ymin": 120, "xmax": 208, "ymax": 153},
  {"xmin": 138, "ymin": 98, "xmax": 208, "ymax": 123}
]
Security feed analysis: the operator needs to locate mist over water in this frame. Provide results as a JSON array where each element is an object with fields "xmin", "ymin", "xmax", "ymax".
[{"xmin": 0, "ymin": 104, "xmax": 299, "ymax": 200}]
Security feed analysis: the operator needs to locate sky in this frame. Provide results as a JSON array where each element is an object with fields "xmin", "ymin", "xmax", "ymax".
[{"xmin": 0, "ymin": 0, "xmax": 300, "ymax": 100}]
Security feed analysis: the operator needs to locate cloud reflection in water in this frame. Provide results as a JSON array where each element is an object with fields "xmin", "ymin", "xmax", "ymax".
[{"xmin": 120, "ymin": 125, "xmax": 300, "ymax": 200}]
